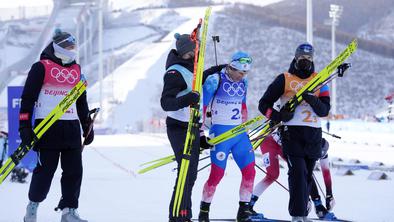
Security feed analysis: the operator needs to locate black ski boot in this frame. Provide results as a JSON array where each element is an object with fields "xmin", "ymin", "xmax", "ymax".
[
  {"xmin": 198, "ymin": 201, "xmax": 210, "ymax": 222},
  {"xmin": 236, "ymin": 201, "xmax": 264, "ymax": 222}
]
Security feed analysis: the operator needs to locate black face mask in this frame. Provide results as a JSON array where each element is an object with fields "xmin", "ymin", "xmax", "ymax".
[{"xmin": 296, "ymin": 59, "xmax": 312, "ymax": 72}]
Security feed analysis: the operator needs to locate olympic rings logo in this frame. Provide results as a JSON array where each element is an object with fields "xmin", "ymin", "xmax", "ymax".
[
  {"xmin": 50, "ymin": 67, "xmax": 79, "ymax": 84},
  {"xmin": 222, "ymin": 82, "xmax": 245, "ymax": 96},
  {"xmin": 289, "ymin": 80, "xmax": 307, "ymax": 93}
]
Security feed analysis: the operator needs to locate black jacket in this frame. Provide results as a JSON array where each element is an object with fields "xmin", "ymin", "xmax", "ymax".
[
  {"xmin": 19, "ymin": 43, "xmax": 89, "ymax": 149},
  {"xmin": 161, "ymin": 49, "xmax": 225, "ymax": 127},
  {"xmin": 258, "ymin": 59, "xmax": 330, "ymax": 158},
  {"xmin": 258, "ymin": 59, "xmax": 330, "ymax": 117}
]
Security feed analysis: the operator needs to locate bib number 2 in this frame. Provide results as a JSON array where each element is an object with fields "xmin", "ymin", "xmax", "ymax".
[{"xmin": 231, "ymin": 108, "xmax": 240, "ymax": 120}]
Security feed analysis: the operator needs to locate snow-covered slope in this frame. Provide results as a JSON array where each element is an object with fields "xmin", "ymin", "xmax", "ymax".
[
  {"xmin": 358, "ymin": 9, "xmax": 394, "ymax": 44},
  {"xmin": 203, "ymin": 7, "xmax": 394, "ymax": 119}
]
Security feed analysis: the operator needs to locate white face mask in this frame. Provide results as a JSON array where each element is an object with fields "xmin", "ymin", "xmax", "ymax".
[{"xmin": 53, "ymin": 42, "xmax": 77, "ymax": 64}]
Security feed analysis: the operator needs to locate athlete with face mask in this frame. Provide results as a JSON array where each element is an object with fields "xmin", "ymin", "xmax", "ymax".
[
  {"xmin": 257, "ymin": 43, "xmax": 331, "ymax": 222},
  {"xmin": 20, "ymin": 29, "xmax": 93, "ymax": 222},
  {"xmin": 197, "ymin": 52, "xmax": 263, "ymax": 222}
]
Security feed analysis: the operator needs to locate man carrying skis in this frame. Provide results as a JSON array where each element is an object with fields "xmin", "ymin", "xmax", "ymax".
[
  {"xmin": 21, "ymin": 29, "xmax": 94, "ymax": 222},
  {"xmin": 197, "ymin": 52, "xmax": 263, "ymax": 222},
  {"xmin": 161, "ymin": 33, "xmax": 221, "ymax": 222},
  {"xmin": 257, "ymin": 43, "xmax": 330, "ymax": 222},
  {"xmin": 250, "ymin": 134, "xmax": 337, "ymax": 220}
]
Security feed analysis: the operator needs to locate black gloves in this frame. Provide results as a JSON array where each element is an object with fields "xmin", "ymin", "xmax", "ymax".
[
  {"xmin": 177, "ymin": 91, "xmax": 200, "ymax": 108},
  {"xmin": 82, "ymin": 117, "xmax": 94, "ymax": 145},
  {"xmin": 19, "ymin": 127, "xmax": 38, "ymax": 148},
  {"xmin": 269, "ymin": 108, "xmax": 294, "ymax": 123},
  {"xmin": 337, "ymin": 63, "xmax": 351, "ymax": 77},
  {"xmin": 200, "ymin": 135, "xmax": 213, "ymax": 150},
  {"xmin": 19, "ymin": 113, "xmax": 38, "ymax": 150},
  {"xmin": 302, "ymin": 91, "xmax": 319, "ymax": 107},
  {"xmin": 302, "ymin": 91, "xmax": 331, "ymax": 117}
]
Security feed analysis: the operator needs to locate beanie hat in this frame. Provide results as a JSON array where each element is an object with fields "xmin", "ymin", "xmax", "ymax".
[
  {"xmin": 52, "ymin": 28, "xmax": 76, "ymax": 49},
  {"xmin": 295, "ymin": 43, "xmax": 314, "ymax": 60},
  {"xmin": 174, "ymin": 33, "xmax": 195, "ymax": 57},
  {"xmin": 229, "ymin": 51, "xmax": 252, "ymax": 72}
]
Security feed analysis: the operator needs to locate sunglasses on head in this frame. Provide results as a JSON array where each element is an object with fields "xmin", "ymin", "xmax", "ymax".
[
  {"xmin": 58, "ymin": 36, "xmax": 76, "ymax": 45},
  {"xmin": 233, "ymin": 57, "xmax": 252, "ymax": 64}
]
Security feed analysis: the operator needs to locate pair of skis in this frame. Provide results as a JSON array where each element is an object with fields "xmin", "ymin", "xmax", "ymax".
[
  {"xmin": 0, "ymin": 77, "xmax": 88, "ymax": 184},
  {"xmin": 138, "ymin": 115, "xmax": 265, "ymax": 174},
  {"xmin": 172, "ymin": 7, "xmax": 212, "ymax": 217}
]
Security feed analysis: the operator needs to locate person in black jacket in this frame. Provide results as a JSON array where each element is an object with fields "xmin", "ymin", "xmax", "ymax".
[
  {"xmin": 21, "ymin": 29, "xmax": 93, "ymax": 222},
  {"xmin": 258, "ymin": 43, "xmax": 330, "ymax": 222},
  {"xmin": 161, "ymin": 33, "xmax": 223, "ymax": 222}
]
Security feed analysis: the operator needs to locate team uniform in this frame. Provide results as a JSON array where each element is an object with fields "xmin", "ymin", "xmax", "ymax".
[
  {"xmin": 21, "ymin": 31, "xmax": 93, "ymax": 222},
  {"xmin": 257, "ymin": 43, "xmax": 331, "ymax": 222},
  {"xmin": 201, "ymin": 70, "xmax": 255, "ymax": 203},
  {"xmin": 198, "ymin": 53, "xmax": 261, "ymax": 221}
]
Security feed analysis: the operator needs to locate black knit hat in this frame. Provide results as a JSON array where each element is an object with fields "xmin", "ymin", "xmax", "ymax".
[
  {"xmin": 174, "ymin": 33, "xmax": 195, "ymax": 57},
  {"xmin": 52, "ymin": 29, "xmax": 76, "ymax": 48}
]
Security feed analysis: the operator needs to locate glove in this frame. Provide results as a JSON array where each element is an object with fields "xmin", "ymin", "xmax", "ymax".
[
  {"xmin": 82, "ymin": 117, "xmax": 94, "ymax": 146},
  {"xmin": 325, "ymin": 194, "xmax": 335, "ymax": 211},
  {"xmin": 19, "ymin": 127, "xmax": 38, "ymax": 150},
  {"xmin": 337, "ymin": 63, "xmax": 351, "ymax": 77},
  {"xmin": 178, "ymin": 91, "xmax": 200, "ymax": 108},
  {"xmin": 302, "ymin": 91, "xmax": 318, "ymax": 106},
  {"xmin": 200, "ymin": 135, "xmax": 213, "ymax": 150},
  {"xmin": 270, "ymin": 108, "xmax": 294, "ymax": 123}
]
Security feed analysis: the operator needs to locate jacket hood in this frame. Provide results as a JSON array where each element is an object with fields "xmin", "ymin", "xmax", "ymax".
[{"xmin": 165, "ymin": 49, "xmax": 194, "ymax": 72}]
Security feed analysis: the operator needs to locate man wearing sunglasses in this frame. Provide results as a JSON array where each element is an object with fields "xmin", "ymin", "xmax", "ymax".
[
  {"xmin": 161, "ymin": 33, "xmax": 224, "ymax": 222},
  {"xmin": 197, "ymin": 52, "xmax": 263, "ymax": 222},
  {"xmin": 21, "ymin": 29, "xmax": 92, "ymax": 222},
  {"xmin": 257, "ymin": 43, "xmax": 330, "ymax": 222}
]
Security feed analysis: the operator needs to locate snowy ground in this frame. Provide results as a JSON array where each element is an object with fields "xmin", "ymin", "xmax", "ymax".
[{"xmin": 1, "ymin": 122, "xmax": 393, "ymax": 222}]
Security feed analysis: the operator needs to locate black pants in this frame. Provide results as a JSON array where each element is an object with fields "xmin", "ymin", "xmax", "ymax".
[
  {"xmin": 281, "ymin": 126, "xmax": 322, "ymax": 217},
  {"xmin": 286, "ymin": 155, "xmax": 316, "ymax": 216},
  {"xmin": 167, "ymin": 123, "xmax": 200, "ymax": 221},
  {"xmin": 28, "ymin": 148, "xmax": 83, "ymax": 209}
]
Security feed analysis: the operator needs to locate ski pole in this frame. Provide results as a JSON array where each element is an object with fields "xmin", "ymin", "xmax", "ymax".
[
  {"xmin": 212, "ymin": 35, "xmax": 220, "ymax": 66},
  {"xmin": 172, "ymin": 155, "xmax": 211, "ymax": 172},
  {"xmin": 82, "ymin": 108, "xmax": 100, "ymax": 151},
  {"xmin": 312, "ymin": 173, "xmax": 326, "ymax": 199},
  {"xmin": 198, "ymin": 162, "xmax": 211, "ymax": 172},
  {"xmin": 322, "ymin": 131, "xmax": 341, "ymax": 139},
  {"xmin": 254, "ymin": 164, "xmax": 289, "ymax": 192}
]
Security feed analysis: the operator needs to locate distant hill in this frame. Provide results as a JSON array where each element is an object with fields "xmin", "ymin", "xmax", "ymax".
[
  {"xmin": 227, "ymin": 0, "xmax": 394, "ymax": 58},
  {"xmin": 203, "ymin": 4, "xmax": 394, "ymax": 118}
]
